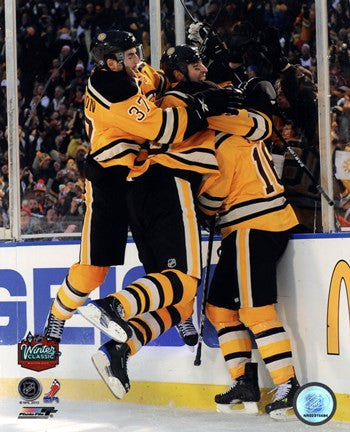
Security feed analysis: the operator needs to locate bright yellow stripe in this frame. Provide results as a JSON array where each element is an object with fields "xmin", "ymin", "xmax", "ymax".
[
  {"xmin": 111, "ymin": 292, "xmax": 132, "ymax": 319},
  {"xmin": 2, "ymin": 378, "xmax": 349, "ymax": 421},
  {"xmin": 58, "ymin": 289, "xmax": 84, "ymax": 310},
  {"xmin": 1, "ymin": 378, "xmax": 349, "ymax": 421},
  {"xmin": 134, "ymin": 281, "xmax": 154, "ymax": 312},
  {"xmin": 80, "ymin": 179, "xmax": 92, "ymax": 264},
  {"xmin": 129, "ymin": 319, "xmax": 148, "ymax": 342},
  {"xmin": 178, "ymin": 178, "xmax": 200, "ymax": 279},
  {"xmin": 131, "ymin": 283, "xmax": 147, "ymax": 313},
  {"xmin": 183, "ymin": 179, "xmax": 200, "ymax": 278},
  {"xmin": 259, "ymin": 339, "xmax": 292, "ymax": 359},
  {"xmin": 269, "ymin": 365, "xmax": 295, "ymax": 385},
  {"xmin": 228, "ymin": 363, "xmax": 246, "ymax": 380},
  {"xmin": 237, "ymin": 230, "xmax": 249, "ymax": 307},
  {"xmin": 156, "ymin": 273, "xmax": 174, "ymax": 306},
  {"xmin": 220, "ymin": 338, "xmax": 251, "ymax": 356},
  {"xmin": 51, "ymin": 302, "xmax": 70, "ymax": 320},
  {"xmin": 127, "ymin": 339, "xmax": 138, "ymax": 356},
  {"xmin": 156, "ymin": 308, "xmax": 173, "ymax": 330}
]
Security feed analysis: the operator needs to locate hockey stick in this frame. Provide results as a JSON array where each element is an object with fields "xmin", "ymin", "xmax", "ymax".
[
  {"xmin": 179, "ymin": 0, "xmax": 198, "ymax": 23},
  {"xmin": 194, "ymin": 216, "xmax": 216, "ymax": 366},
  {"xmin": 272, "ymin": 125, "xmax": 334, "ymax": 207}
]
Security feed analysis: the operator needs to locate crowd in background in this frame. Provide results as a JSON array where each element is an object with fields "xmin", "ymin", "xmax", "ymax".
[{"xmin": 0, "ymin": 0, "xmax": 349, "ymax": 236}]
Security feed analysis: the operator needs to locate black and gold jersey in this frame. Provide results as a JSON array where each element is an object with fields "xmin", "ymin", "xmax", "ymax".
[
  {"xmin": 84, "ymin": 67, "xmax": 208, "ymax": 169},
  {"xmin": 198, "ymin": 136, "xmax": 299, "ymax": 237},
  {"xmin": 128, "ymin": 85, "xmax": 271, "ymax": 179},
  {"xmin": 137, "ymin": 62, "xmax": 168, "ymax": 101}
]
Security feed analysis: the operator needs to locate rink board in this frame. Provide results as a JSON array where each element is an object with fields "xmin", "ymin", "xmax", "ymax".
[{"xmin": 0, "ymin": 234, "xmax": 350, "ymax": 421}]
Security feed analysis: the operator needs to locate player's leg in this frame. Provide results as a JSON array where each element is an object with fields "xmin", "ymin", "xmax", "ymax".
[
  {"xmin": 79, "ymin": 167, "xmax": 201, "ymax": 342},
  {"xmin": 205, "ymin": 231, "xmax": 259, "ymax": 413},
  {"xmin": 91, "ymin": 300, "xmax": 194, "ymax": 399},
  {"xmin": 237, "ymin": 228, "xmax": 300, "ymax": 419},
  {"xmin": 45, "ymin": 162, "xmax": 129, "ymax": 342}
]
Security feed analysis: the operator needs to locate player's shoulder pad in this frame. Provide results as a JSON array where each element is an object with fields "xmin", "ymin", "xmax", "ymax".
[
  {"xmin": 88, "ymin": 69, "xmax": 138, "ymax": 103},
  {"xmin": 163, "ymin": 89, "xmax": 192, "ymax": 104}
]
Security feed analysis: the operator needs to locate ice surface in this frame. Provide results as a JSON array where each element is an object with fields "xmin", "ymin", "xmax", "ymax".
[{"xmin": 0, "ymin": 399, "xmax": 349, "ymax": 432}]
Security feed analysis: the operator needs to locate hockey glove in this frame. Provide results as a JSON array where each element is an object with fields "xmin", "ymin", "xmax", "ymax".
[
  {"xmin": 223, "ymin": 86, "xmax": 245, "ymax": 114},
  {"xmin": 192, "ymin": 88, "xmax": 240, "ymax": 117},
  {"xmin": 188, "ymin": 22, "xmax": 209, "ymax": 46}
]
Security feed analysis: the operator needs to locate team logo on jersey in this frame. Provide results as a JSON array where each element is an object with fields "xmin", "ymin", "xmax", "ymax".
[
  {"xmin": 18, "ymin": 332, "xmax": 61, "ymax": 372},
  {"xmin": 166, "ymin": 47, "xmax": 175, "ymax": 55},
  {"xmin": 97, "ymin": 33, "xmax": 106, "ymax": 41},
  {"xmin": 18, "ymin": 377, "xmax": 42, "ymax": 401},
  {"xmin": 167, "ymin": 258, "xmax": 177, "ymax": 268},
  {"xmin": 43, "ymin": 379, "xmax": 60, "ymax": 403}
]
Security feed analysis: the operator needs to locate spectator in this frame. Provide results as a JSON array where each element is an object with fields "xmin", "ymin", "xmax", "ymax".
[{"xmin": 20, "ymin": 206, "xmax": 43, "ymax": 235}]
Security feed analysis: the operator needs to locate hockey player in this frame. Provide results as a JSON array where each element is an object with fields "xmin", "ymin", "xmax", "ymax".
[
  {"xmin": 44, "ymin": 30, "xmax": 233, "ymax": 343},
  {"xmin": 76, "ymin": 42, "xmax": 266, "ymax": 400},
  {"xmin": 156, "ymin": 44, "xmax": 271, "ymax": 351},
  {"xmin": 160, "ymin": 44, "xmax": 301, "ymax": 419}
]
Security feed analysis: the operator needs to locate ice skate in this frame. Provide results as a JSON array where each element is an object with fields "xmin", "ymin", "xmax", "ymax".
[
  {"xmin": 176, "ymin": 317, "xmax": 198, "ymax": 351},
  {"xmin": 92, "ymin": 340, "xmax": 130, "ymax": 399},
  {"xmin": 265, "ymin": 377, "xmax": 300, "ymax": 420},
  {"xmin": 215, "ymin": 362, "xmax": 260, "ymax": 415},
  {"xmin": 78, "ymin": 297, "xmax": 132, "ymax": 343},
  {"xmin": 44, "ymin": 312, "xmax": 65, "ymax": 342}
]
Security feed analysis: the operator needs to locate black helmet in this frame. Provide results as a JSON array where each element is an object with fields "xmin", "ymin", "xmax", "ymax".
[
  {"xmin": 90, "ymin": 30, "xmax": 140, "ymax": 67},
  {"xmin": 160, "ymin": 45, "xmax": 201, "ymax": 81}
]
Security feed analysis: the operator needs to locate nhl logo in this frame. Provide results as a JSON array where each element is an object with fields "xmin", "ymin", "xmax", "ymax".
[
  {"xmin": 167, "ymin": 258, "xmax": 177, "ymax": 268},
  {"xmin": 18, "ymin": 377, "xmax": 42, "ymax": 401}
]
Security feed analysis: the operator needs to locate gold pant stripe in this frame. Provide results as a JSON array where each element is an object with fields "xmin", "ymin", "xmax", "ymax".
[
  {"xmin": 80, "ymin": 179, "xmax": 92, "ymax": 265},
  {"xmin": 236, "ymin": 229, "xmax": 253, "ymax": 308},
  {"xmin": 175, "ymin": 178, "xmax": 201, "ymax": 279}
]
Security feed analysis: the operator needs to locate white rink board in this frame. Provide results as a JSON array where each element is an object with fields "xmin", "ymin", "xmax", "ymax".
[{"xmin": 0, "ymin": 235, "xmax": 350, "ymax": 396}]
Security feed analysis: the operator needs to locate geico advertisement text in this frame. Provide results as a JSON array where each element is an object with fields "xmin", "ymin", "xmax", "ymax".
[{"xmin": 0, "ymin": 263, "xmax": 220, "ymax": 348}]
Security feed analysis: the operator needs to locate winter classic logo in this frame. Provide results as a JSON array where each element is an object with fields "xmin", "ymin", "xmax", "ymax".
[
  {"xmin": 18, "ymin": 332, "xmax": 60, "ymax": 372},
  {"xmin": 293, "ymin": 382, "xmax": 337, "ymax": 426}
]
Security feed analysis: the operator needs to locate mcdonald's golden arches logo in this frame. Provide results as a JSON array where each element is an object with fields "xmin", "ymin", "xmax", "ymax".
[{"xmin": 327, "ymin": 260, "xmax": 350, "ymax": 355}]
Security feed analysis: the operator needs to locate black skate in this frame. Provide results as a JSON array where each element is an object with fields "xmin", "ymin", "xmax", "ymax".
[
  {"xmin": 78, "ymin": 297, "xmax": 132, "ymax": 343},
  {"xmin": 215, "ymin": 362, "xmax": 260, "ymax": 415},
  {"xmin": 265, "ymin": 377, "xmax": 300, "ymax": 420},
  {"xmin": 44, "ymin": 313, "xmax": 65, "ymax": 342},
  {"xmin": 92, "ymin": 340, "xmax": 130, "ymax": 399},
  {"xmin": 176, "ymin": 317, "xmax": 198, "ymax": 350}
]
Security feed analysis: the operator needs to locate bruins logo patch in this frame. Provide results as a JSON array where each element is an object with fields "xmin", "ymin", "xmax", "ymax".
[{"xmin": 97, "ymin": 33, "xmax": 106, "ymax": 42}]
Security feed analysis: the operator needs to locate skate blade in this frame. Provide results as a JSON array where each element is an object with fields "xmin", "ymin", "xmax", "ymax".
[
  {"xmin": 216, "ymin": 402, "xmax": 259, "ymax": 415},
  {"xmin": 91, "ymin": 351, "xmax": 127, "ymax": 400},
  {"xmin": 78, "ymin": 304, "xmax": 129, "ymax": 343},
  {"xmin": 269, "ymin": 407, "xmax": 296, "ymax": 421}
]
